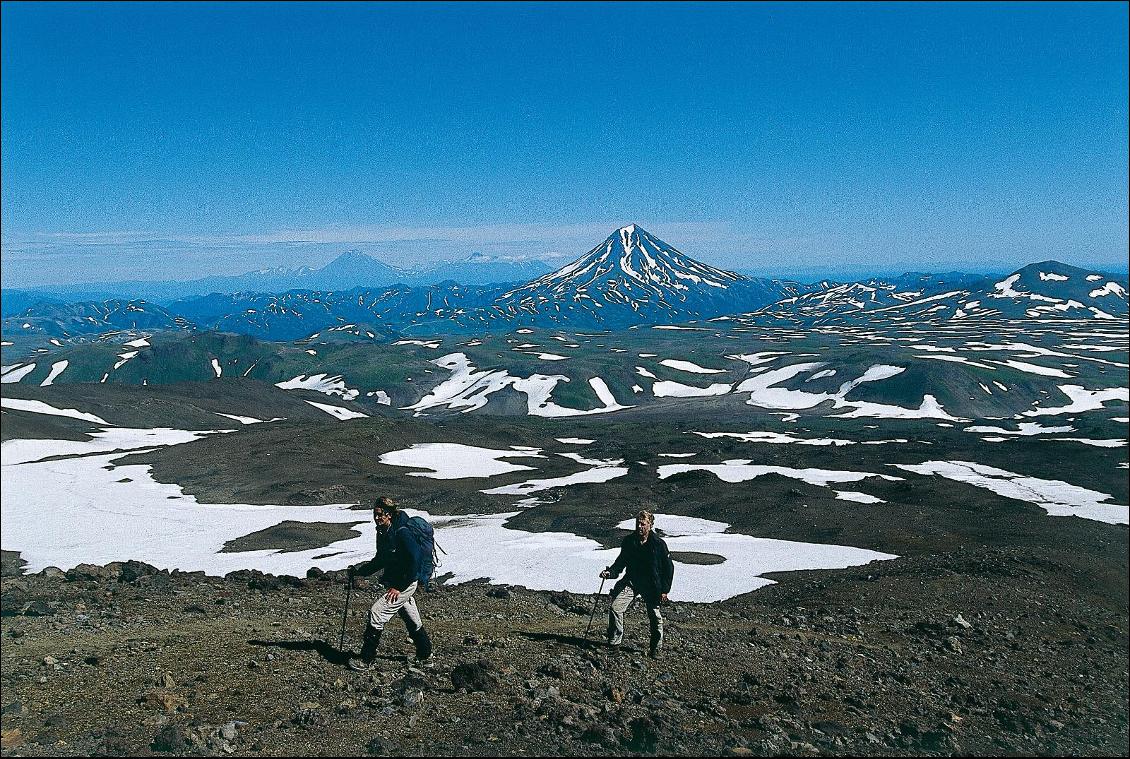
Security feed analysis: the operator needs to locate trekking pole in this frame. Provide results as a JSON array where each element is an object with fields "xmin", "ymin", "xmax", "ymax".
[
  {"xmin": 339, "ymin": 571, "xmax": 353, "ymax": 653},
  {"xmin": 583, "ymin": 576, "xmax": 607, "ymax": 642}
]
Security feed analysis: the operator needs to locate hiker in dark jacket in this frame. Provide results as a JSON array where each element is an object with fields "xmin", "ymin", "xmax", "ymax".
[
  {"xmin": 601, "ymin": 509, "xmax": 674, "ymax": 658},
  {"xmin": 347, "ymin": 497, "xmax": 433, "ymax": 670}
]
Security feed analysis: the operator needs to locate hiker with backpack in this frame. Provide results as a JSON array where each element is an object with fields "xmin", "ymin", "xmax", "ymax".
[
  {"xmin": 347, "ymin": 497, "xmax": 434, "ymax": 670},
  {"xmin": 600, "ymin": 509, "xmax": 674, "ymax": 659}
]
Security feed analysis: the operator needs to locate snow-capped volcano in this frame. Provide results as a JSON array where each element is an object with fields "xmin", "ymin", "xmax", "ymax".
[
  {"xmin": 487, "ymin": 225, "xmax": 790, "ymax": 327},
  {"xmin": 503, "ymin": 224, "xmax": 744, "ymax": 303}
]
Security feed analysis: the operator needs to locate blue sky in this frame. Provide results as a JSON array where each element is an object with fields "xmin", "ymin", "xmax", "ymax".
[{"xmin": 2, "ymin": 1, "xmax": 1127, "ymax": 286}]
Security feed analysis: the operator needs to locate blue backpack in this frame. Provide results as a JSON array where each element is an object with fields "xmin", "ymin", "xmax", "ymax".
[{"xmin": 402, "ymin": 515, "xmax": 442, "ymax": 589}]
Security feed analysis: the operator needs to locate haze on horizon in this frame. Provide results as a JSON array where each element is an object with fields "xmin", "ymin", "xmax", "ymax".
[{"xmin": 1, "ymin": 2, "xmax": 1127, "ymax": 288}]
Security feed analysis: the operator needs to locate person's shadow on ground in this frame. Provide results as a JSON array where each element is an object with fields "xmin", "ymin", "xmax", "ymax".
[
  {"xmin": 248, "ymin": 638, "xmax": 410, "ymax": 666},
  {"xmin": 518, "ymin": 631, "xmax": 635, "ymax": 652}
]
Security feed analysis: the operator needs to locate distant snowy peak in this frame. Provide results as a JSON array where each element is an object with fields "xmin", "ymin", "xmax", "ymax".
[{"xmin": 504, "ymin": 225, "xmax": 743, "ymax": 301}]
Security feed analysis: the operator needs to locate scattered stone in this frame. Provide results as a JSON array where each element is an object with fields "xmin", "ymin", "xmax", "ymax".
[
  {"xmin": 151, "ymin": 724, "xmax": 189, "ymax": 753},
  {"xmin": 1, "ymin": 728, "xmax": 25, "ymax": 750},
  {"xmin": 143, "ymin": 690, "xmax": 187, "ymax": 714},
  {"xmin": 452, "ymin": 659, "xmax": 500, "ymax": 692}
]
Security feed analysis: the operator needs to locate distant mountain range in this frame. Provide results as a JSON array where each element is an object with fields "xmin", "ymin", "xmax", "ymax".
[
  {"xmin": 2, "ymin": 250, "xmax": 554, "ymax": 308},
  {"xmin": 2, "ymin": 226, "xmax": 1127, "ymax": 344}
]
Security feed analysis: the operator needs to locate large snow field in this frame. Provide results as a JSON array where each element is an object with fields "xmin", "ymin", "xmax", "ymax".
[{"xmin": 1, "ymin": 430, "xmax": 896, "ymax": 601}]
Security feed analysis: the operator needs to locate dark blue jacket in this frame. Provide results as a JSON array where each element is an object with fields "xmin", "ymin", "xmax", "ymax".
[{"xmin": 351, "ymin": 512, "xmax": 424, "ymax": 591}]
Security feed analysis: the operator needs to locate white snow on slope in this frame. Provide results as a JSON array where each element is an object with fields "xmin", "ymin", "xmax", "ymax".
[
  {"xmin": 653, "ymin": 381, "xmax": 732, "ymax": 398},
  {"xmin": 658, "ymin": 460, "xmax": 899, "ymax": 487},
  {"xmin": 915, "ymin": 355, "xmax": 997, "ymax": 370},
  {"xmin": 1039, "ymin": 272, "xmax": 1069, "ymax": 281},
  {"xmin": 1023, "ymin": 385, "xmax": 1130, "ymax": 417},
  {"xmin": 1, "ymin": 398, "xmax": 110, "ymax": 424},
  {"xmin": 40, "ymin": 360, "xmax": 69, "ymax": 386},
  {"xmin": 481, "ymin": 465, "xmax": 629, "ymax": 495},
  {"xmin": 304, "ymin": 400, "xmax": 368, "ymax": 420},
  {"xmin": 989, "ymin": 360, "xmax": 1071, "ymax": 378},
  {"xmin": 2, "ymin": 430, "xmax": 373, "ymax": 576},
  {"xmin": 730, "ymin": 362, "xmax": 960, "ymax": 419},
  {"xmin": 1046, "ymin": 438, "xmax": 1127, "ymax": 448},
  {"xmin": 895, "ymin": 461, "xmax": 1127, "ymax": 525},
  {"xmin": 276, "ymin": 374, "xmax": 360, "ymax": 401},
  {"xmin": 408, "ymin": 353, "xmax": 630, "ymax": 418},
  {"xmin": 832, "ymin": 395, "xmax": 964, "ymax": 421},
  {"xmin": 1, "ymin": 364, "xmax": 36, "ymax": 383},
  {"xmin": 379, "ymin": 443, "xmax": 542, "ymax": 479},
  {"xmin": 113, "ymin": 351, "xmax": 138, "ymax": 370},
  {"xmin": 660, "ymin": 359, "xmax": 725, "ymax": 374},
  {"xmin": 214, "ymin": 413, "xmax": 282, "ymax": 425},
  {"xmin": 692, "ymin": 431, "xmax": 854, "ymax": 446},
  {"xmin": 965, "ymin": 422, "xmax": 1074, "ymax": 436},
  {"xmin": 1089, "ymin": 282, "xmax": 1126, "ymax": 298},
  {"xmin": 123, "ymin": 337, "xmax": 150, "ymax": 348},
  {"xmin": 834, "ymin": 491, "xmax": 885, "ymax": 504},
  {"xmin": 556, "ymin": 438, "xmax": 596, "ymax": 445},
  {"xmin": 211, "ymin": 358, "xmax": 223, "ymax": 378}
]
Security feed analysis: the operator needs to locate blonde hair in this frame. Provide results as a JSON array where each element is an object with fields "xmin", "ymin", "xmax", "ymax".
[{"xmin": 636, "ymin": 509, "xmax": 654, "ymax": 525}]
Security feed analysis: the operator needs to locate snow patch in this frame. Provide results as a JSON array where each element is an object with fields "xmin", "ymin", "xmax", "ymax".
[
  {"xmin": 894, "ymin": 461, "xmax": 1126, "ymax": 525},
  {"xmin": 379, "ymin": 443, "xmax": 542, "ymax": 479},
  {"xmin": 1, "ymin": 398, "xmax": 109, "ymax": 424},
  {"xmin": 304, "ymin": 401, "xmax": 368, "ymax": 420},
  {"xmin": 40, "ymin": 360, "xmax": 69, "ymax": 386}
]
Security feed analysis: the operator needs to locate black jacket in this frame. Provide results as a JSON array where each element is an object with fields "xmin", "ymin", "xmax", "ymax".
[
  {"xmin": 606, "ymin": 532, "xmax": 674, "ymax": 605},
  {"xmin": 351, "ymin": 512, "xmax": 423, "ymax": 591}
]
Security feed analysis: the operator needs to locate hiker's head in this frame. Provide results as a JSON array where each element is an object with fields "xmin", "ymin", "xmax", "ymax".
[
  {"xmin": 635, "ymin": 509, "xmax": 654, "ymax": 540},
  {"xmin": 373, "ymin": 497, "xmax": 398, "ymax": 528}
]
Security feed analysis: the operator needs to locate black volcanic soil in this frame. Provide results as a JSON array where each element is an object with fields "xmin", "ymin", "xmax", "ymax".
[
  {"xmin": 220, "ymin": 522, "xmax": 367, "ymax": 554},
  {"xmin": 2, "ymin": 544, "xmax": 1127, "ymax": 757}
]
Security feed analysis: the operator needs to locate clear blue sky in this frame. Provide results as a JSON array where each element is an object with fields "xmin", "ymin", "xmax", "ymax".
[{"xmin": 2, "ymin": 1, "xmax": 1127, "ymax": 285}]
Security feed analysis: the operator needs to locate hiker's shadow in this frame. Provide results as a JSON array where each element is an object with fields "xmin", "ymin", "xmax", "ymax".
[
  {"xmin": 248, "ymin": 638, "xmax": 351, "ymax": 665},
  {"xmin": 518, "ymin": 631, "xmax": 607, "ymax": 651},
  {"xmin": 248, "ymin": 638, "xmax": 412, "ymax": 666}
]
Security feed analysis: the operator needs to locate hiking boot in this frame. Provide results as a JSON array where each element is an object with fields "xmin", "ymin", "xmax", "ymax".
[
  {"xmin": 409, "ymin": 626, "xmax": 433, "ymax": 662},
  {"xmin": 412, "ymin": 654, "xmax": 436, "ymax": 669},
  {"xmin": 349, "ymin": 625, "xmax": 382, "ymax": 671},
  {"xmin": 348, "ymin": 657, "xmax": 373, "ymax": 672},
  {"xmin": 648, "ymin": 646, "xmax": 661, "ymax": 660}
]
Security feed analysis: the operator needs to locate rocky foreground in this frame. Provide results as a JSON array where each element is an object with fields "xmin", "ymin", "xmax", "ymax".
[{"xmin": 1, "ymin": 547, "xmax": 1127, "ymax": 757}]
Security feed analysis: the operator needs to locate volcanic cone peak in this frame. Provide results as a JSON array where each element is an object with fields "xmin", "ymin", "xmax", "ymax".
[{"xmin": 502, "ymin": 225, "xmax": 745, "ymax": 303}]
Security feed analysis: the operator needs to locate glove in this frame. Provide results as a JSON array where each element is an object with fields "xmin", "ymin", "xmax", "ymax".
[{"xmin": 600, "ymin": 569, "xmax": 611, "ymax": 579}]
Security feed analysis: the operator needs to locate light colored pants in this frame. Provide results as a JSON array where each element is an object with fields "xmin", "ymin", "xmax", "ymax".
[
  {"xmin": 368, "ymin": 580, "xmax": 423, "ymax": 633},
  {"xmin": 607, "ymin": 584, "xmax": 663, "ymax": 650}
]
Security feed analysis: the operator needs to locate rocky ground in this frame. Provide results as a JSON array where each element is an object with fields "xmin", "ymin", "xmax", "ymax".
[{"xmin": 2, "ymin": 543, "xmax": 1127, "ymax": 757}]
